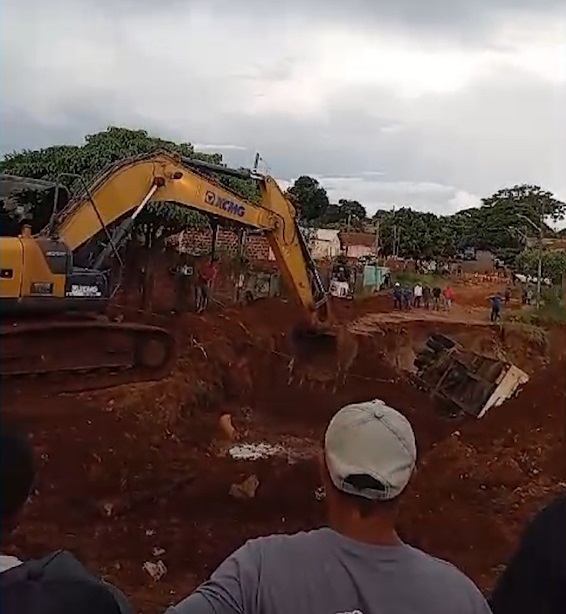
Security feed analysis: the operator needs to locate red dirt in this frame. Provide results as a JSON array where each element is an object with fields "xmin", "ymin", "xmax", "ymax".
[{"xmin": 1, "ymin": 277, "xmax": 564, "ymax": 613}]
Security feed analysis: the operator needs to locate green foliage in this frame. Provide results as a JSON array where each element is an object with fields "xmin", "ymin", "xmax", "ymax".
[
  {"xmin": 515, "ymin": 248, "xmax": 566, "ymax": 284},
  {"xmin": 317, "ymin": 199, "xmax": 368, "ymax": 229},
  {"xmin": 4, "ymin": 129, "xmax": 564, "ymax": 264},
  {"xmin": 0, "ymin": 126, "xmax": 258, "ymax": 245},
  {"xmin": 393, "ymin": 271, "xmax": 446, "ymax": 287},
  {"xmin": 286, "ymin": 175, "xmax": 565, "ymax": 261},
  {"xmin": 286, "ymin": 176, "xmax": 330, "ymax": 221}
]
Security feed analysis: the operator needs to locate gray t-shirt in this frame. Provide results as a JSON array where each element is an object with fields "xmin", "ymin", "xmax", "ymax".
[{"xmin": 166, "ymin": 528, "xmax": 492, "ymax": 614}]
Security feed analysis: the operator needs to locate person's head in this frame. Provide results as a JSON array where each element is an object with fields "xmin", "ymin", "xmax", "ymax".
[
  {"xmin": 320, "ymin": 400, "xmax": 417, "ymax": 539},
  {"xmin": 1, "ymin": 424, "xmax": 36, "ymax": 537}
]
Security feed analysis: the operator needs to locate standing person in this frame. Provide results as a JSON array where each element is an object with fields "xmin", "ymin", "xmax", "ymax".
[
  {"xmin": 422, "ymin": 285, "xmax": 431, "ymax": 309},
  {"xmin": 175, "ymin": 257, "xmax": 194, "ymax": 313},
  {"xmin": 443, "ymin": 285, "xmax": 454, "ymax": 311},
  {"xmin": 432, "ymin": 285, "xmax": 442, "ymax": 311},
  {"xmin": 504, "ymin": 287, "xmax": 511, "ymax": 305},
  {"xmin": 166, "ymin": 400, "xmax": 492, "ymax": 614},
  {"xmin": 392, "ymin": 283, "xmax": 402, "ymax": 310},
  {"xmin": 195, "ymin": 256, "xmax": 219, "ymax": 314},
  {"xmin": 490, "ymin": 493, "xmax": 566, "ymax": 614},
  {"xmin": 0, "ymin": 424, "xmax": 131, "ymax": 613},
  {"xmin": 413, "ymin": 282, "xmax": 423, "ymax": 308},
  {"xmin": 402, "ymin": 285, "xmax": 413, "ymax": 310},
  {"xmin": 526, "ymin": 287, "xmax": 534, "ymax": 306},
  {"xmin": 488, "ymin": 294, "xmax": 502, "ymax": 322}
]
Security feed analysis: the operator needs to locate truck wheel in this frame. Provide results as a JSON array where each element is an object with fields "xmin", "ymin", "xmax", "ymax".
[
  {"xmin": 430, "ymin": 333, "xmax": 455, "ymax": 349},
  {"xmin": 414, "ymin": 348, "xmax": 435, "ymax": 370},
  {"xmin": 426, "ymin": 338, "xmax": 445, "ymax": 353}
]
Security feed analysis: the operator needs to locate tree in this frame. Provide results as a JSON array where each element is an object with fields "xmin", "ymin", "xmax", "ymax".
[
  {"xmin": 286, "ymin": 176, "xmax": 329, "ymax": 221},
  {"xmin": 1, "ymin": 126, "xmax": 259, "ymax": 309},
  {"xmin": 337, "ymin": 199, "xmax": 367, "ymax": 227},
  {"xmin": 374, "ymin": 208, "xmax": 456, "ymax": 259},
  {"xmin": 483, "ymin": 184, "xmax": 566, "ymax": 225},
  {"xmin": 515, "ymin": 248, "xmax": 566, "ymax": 284},
  {"xmin": 0, "ymin": 126, "xmax": 259, "ymax": 243},
  {"xmin": 373, "ymin": 185, "xmax": 565, "ymax": 262},
  {"xmin": 316, "ymin": 199, "xmax": 368, "ymax": 229}
]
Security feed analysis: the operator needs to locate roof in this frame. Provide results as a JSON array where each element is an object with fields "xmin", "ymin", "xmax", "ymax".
[
  {"xmin": 315, "ymin": 228, "xmax": 340, "ymax": 242},
  {"xmin": 339, "ymin": 231, "xmax": 376, "ymax": 248}
]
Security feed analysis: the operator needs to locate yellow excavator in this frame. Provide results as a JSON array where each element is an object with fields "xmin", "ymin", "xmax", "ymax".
[{"xmin": 0, "ymin": 151, "xmax": 332, "ymax": 388}]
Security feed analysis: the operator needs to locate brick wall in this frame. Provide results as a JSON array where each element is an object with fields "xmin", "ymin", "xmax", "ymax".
[{"xmin": 172, "ymin": 228, "xmax": 274, "ymax": 261}]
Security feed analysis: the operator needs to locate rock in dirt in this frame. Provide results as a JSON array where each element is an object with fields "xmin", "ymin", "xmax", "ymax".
[
  {"xmin": 230, "ymin": 474, "xmax": 260, "ymax": 499},
  {"xmin": 219, "ymin": 414, "xmax": 238, "ymax": 441},
  {"xmin": 143, "ymin": 560, "xmax": 167, "ymax": 581}
]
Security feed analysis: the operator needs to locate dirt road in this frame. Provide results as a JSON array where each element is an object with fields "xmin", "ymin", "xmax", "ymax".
[{"xmin": 2, "ymin": 278, "xmax": 564, "ymax": 613}]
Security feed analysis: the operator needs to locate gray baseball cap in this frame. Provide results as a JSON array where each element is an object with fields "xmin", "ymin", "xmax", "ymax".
[{"xmin": 324, "ymin": 399, "xmax": 417, "ymax": 501}]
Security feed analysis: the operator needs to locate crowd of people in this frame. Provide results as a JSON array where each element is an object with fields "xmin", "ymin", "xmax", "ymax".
[
  {"xmin": 392, "ymin": 282, "xmax": 455, "ymax": 312},
  {"xmin": 1, "ymin": 402, "xmax": 564, "ymax": 614}
]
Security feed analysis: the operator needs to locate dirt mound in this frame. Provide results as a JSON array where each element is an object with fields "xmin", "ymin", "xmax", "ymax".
[
  {"xmin": 2, "ymin": 286, "xmax": 563, "ymax": 613},
  {"xmin": 401, "ymin": 357, "xmax": 566, "ymax": 590}
]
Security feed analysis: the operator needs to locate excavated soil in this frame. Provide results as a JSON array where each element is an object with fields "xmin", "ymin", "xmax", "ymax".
[{"xmin": 1, "ymin": 279, "xmax": 565, "ymax": 613}]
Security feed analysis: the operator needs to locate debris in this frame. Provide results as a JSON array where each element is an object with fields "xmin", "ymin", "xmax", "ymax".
[
  {"xmin": 230, "ymin": 474, "xmax": 260, "ymax": 499},
  {"xmin": 219, "ymin": 414, "xmax": 238, "ymax": 441},
  {"xmin": 98, "ymin": 474, "xmax": 195, "ymax": 518},
  {"xmin": 143, "ymin": 560, "xmax": 167, "ymax": 581},
  {"xmin": 152, "ymin": 547, "xmax": 166, "ymax": 557},
  {"xmin": 102, "ymin": 502, "xmax": 114, "ymax": 517},
  {"xmin": 228, "ymin": 442, "xmax": 284, "ymax": 460}
]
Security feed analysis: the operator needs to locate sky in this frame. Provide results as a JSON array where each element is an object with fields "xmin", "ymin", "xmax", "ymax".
[{"xmin": 1, "ymin": 0, "xmax": 565, "ymax": 217}]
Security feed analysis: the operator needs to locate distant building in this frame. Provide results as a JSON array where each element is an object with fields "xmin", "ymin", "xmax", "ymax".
[
  {"xmin": 306, "ymin": 228, "xmax": 342, "ymax": 260},
  {"xmin": 339, "ymin": 231, "xmax": 378, "ymax": 259}
]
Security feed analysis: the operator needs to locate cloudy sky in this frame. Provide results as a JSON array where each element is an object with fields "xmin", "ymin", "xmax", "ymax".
[{"xmin": 2, "ymin": 0, "xmax": 565, "ymax": 216}]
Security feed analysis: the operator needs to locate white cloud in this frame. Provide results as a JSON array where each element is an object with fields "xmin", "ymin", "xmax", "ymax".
[
  {"xmin": 313, "ymin": 176, "xmax": 481, "ymax": 216},
  {"xmin": 194, "ymin": 144, "xmax": 248, "ymax": 151},
  {"xmin": 1, "ymin": 0, "xmax": 565, "ymax": 218}
]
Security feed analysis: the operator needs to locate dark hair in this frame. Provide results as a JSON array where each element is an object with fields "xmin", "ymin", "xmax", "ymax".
[{"xmin": 1, "ymin": 425, "xmax": 36, "ymax": 522}]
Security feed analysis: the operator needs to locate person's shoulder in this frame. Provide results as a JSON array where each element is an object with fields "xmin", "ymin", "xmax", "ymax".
[
  {"xmin": 242, "ymin": 529, "xmax": 328, "ymax": 558},
  {"xmin": 406, "ymin": 547, "xmax": 485, "ymax": 597},
  {"xmin": 218, "ymin": 531, "xmax": 328, "ymax": 578}
]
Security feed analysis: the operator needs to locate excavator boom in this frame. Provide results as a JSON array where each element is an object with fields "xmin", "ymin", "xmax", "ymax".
[{"xmin": 51, "ymin": 151, "xmax": 327, "ymax": 314}]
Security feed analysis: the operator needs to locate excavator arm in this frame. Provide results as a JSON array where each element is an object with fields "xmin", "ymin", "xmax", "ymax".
[
  {"xmin": 1, "ymin": 151, "xmax": 335, "ymax": 392},
  {"xmin": 51, "ymin": 151, "xmax": 328, "ymax": 316}
]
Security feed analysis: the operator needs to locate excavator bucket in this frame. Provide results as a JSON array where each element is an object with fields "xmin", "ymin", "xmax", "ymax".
[{"xmin": 289, "ymin": 306, "xmax": 359, "ymax": 389}]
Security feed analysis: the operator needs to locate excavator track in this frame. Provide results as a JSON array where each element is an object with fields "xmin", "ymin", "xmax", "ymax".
[{"xmin": 1, "ymin": 319, "xmax": 175, "ymax": 393}]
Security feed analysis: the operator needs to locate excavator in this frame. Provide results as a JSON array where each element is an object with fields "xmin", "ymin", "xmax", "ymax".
[{"xmin": 0, "ymin": 151, "xmax": 332, "ymax": 390}]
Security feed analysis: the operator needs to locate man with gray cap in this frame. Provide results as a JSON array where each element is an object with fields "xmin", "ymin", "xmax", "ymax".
[{"xmin": 165, "ymin": 399, "xmax": 491, "ymax": 614}]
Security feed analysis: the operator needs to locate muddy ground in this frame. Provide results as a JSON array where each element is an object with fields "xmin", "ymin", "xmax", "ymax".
[{"xmin": 2, "ymin": 278, "xmax": 565, "ymax": 613}]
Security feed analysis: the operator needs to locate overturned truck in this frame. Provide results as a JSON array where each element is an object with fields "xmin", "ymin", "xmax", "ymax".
[{"xmin": 413, "ymin": 333, "xmax": 529, "ymax": 419}]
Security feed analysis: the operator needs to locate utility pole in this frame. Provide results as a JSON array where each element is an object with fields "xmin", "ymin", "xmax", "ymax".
[
  {"xmin": 374, "ymin": 220, "xmax": 380, "ymax": 258},
  {"xmin": 393, "ymin": 205, "xmax": 397, "ymax": 258},
  {"xmin": 517, "ymin": 211, "xmax": 544, "ymax": 308}
]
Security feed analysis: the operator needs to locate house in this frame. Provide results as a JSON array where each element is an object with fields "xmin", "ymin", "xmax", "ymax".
[
  {"xmin": 306, "ymin": 228, "xmax": 341, "ymax": 260},
  {"xmin": 339, "ymin": 231, "xmax": 378, "ymax": 259}
]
